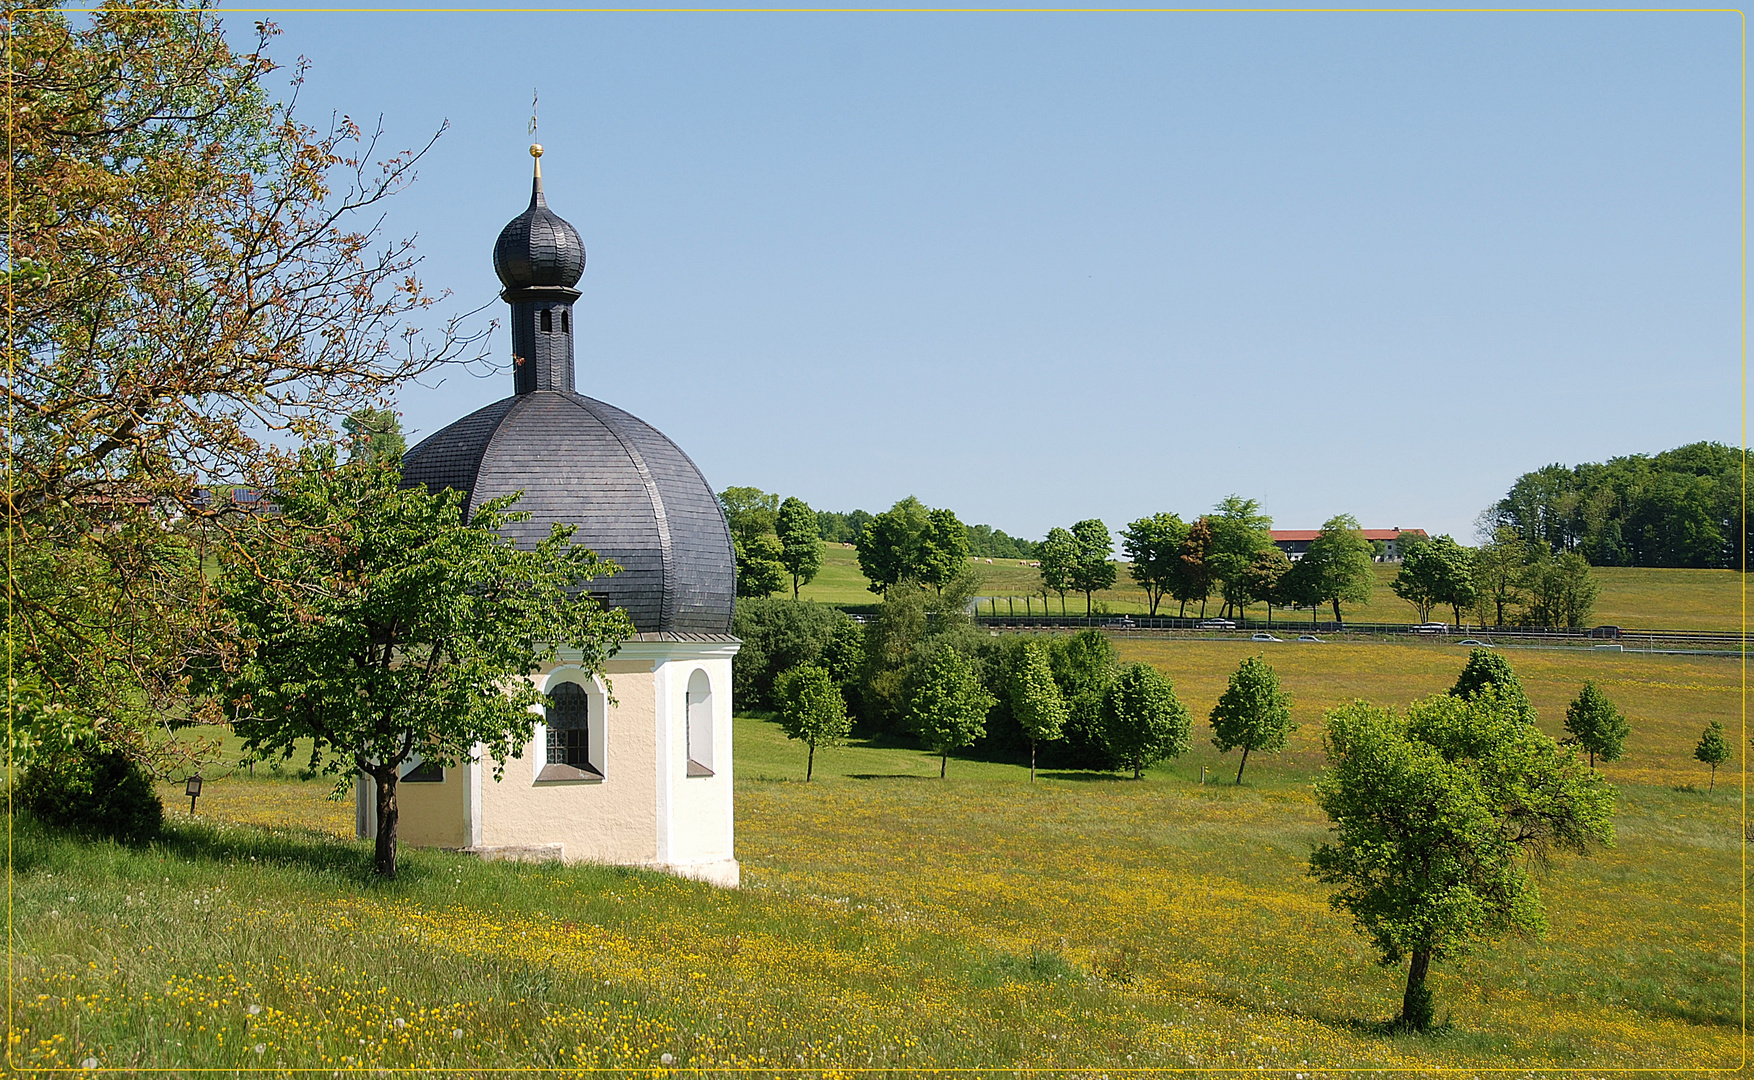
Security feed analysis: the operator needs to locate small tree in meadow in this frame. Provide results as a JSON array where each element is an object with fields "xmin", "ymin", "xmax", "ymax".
[
  {"xmin": 1562, "ymin": 681, "xmax": 1630, "ymax": 770},
  {"xmin": 1101, "ymin": 662, "xmax": 1191, "ymax": 779},
  {"xmin": 1449, "ymin": 648, "xmax": 1536, "ymax": 724},
  {"xmin": 776, "ymin": 496, "xmax": 823, "ymax": 600},
  {"xmin": 1010, "ymin": 641, "xmax": 1068, "ymax": 781},
  {"xmin": 1695, "ymin": 721, "xmax": 1729, "ymax": 790},
  {"xmin": 776, "ymin": 664, "xmax": 850, "ymax": 781},
  {"xmin": 908, "ymin": 645, "xmax": 994, "ymax": 778},
  {"xmin": 1038, "ymin": 528, "xmax": 1078, "ymax": 615},
  {"xmin": 1311, "ymin": 690, "xmax": 1615, "ymax": 1031},
  {"xmin": 1210, "ymin": 656, "xmax": 1295, "ymax": 784}
]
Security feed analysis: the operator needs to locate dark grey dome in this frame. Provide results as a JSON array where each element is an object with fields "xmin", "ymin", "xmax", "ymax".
[
  {"xmin": 493, "ymin": 170, "xmax": 585, "ymax": 290},
  {"xmin": 401, "ymin": 390, "xmax": 735, "ymax": 634}
]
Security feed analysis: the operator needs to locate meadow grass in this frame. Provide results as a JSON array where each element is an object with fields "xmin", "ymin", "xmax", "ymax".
[
  {"xmin": 798, "ymin": 544, "xmax": 1746, "ymax": 630},
  {"xmin": 9, "ymin": 642, "xmax": 1743, "ymax": 1077}
]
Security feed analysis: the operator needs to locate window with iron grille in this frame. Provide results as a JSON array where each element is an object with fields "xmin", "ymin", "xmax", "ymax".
[{"xmin": 546, "ymin": 682, "xmax": 591, "ymax": 768}]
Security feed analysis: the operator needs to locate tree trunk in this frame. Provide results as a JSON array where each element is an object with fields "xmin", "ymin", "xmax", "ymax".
[
  {"xmin": 940, "ymin": 751, "xmax": 948, "ymax": 779},
  {"xmin": 807, "ymin": 741, "xmax": 815, "ymax": 781},
  {"xmin": 1149, "ymin": 591, "xmax": 1160, "ymax": 617},
  {"xmin": 1199, "ymin": 597, "xmax": 1207, "ymax": 618},
  {"xmin": 1331, "ymin": 598, "xmax": 1343, "ymax": 624},
  {"xmin": 1312, "ymin": 605, "xmax": 1318, "ymax": 628},
  {"xmin": 1265, "ymin": 601, "xmax": 1272, "ymax": 628},
  {"xmin": 1234, "ymin": 745, "xmax": 1251, "ymax": 785},
  {"xmin": 1134, "ymin": 759, "xmax": 1142, "ymax": 780},
  {"xmin": 1400, "ymin": 948, "xmax": 1434, "ymax": 1030},
  {"xmin": 1178, "ymin": 598, "xmax": 1187, "ymax": 618},
  {"xmin": 793, "ymin": 575, "xmax": 800, "ymax": 601},
  {"xmin": 1588, "ymin": 748, "xmax": 1595, "ymax": 770},
  {"xmin": 1709, "ymin": 764, "xmax": 1716, "ymax": 791},
  {"xmin": 373, "ymin": 768, "xmax": 399, "ymax": 880},
  {"xmin": 1085, "ymin": 591, "xmax": 1093, "ymax": 618},
  {"xmin": 1060, "ymin": 594, "xmax": 1066, "ymax": 616},
  {"xmin": 1030, "ymin": 740, "xmax": 1037, "ymax": 782}
]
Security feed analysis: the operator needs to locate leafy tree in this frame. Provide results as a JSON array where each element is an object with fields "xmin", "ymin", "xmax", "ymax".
[
  {"xmin": 907, "ymin": 644, "xmax": 995, "ymax": 778},
  {"xmin": 818, "ymin": 618, "xmax": 867, "ymax": 719},
  {"xmin": 854, "ymin": 497, "xmax": 969, "ymax": 594},
  {"xmin": 1101, "ymin": 662, "xmax": 1191, "ymax": 779},
  {"xmin": 1393, "ymin": 534, "xmax": 1476, "ymax": 625},
  {"xmin": 1174, "ymin": 517, "xmax": 1219, "ymax": 618},
  {"xmin": 921, "ymin": 507, "xmax": 973, "ymax": 592},
  {"xmin": 815, "ymin": 508, "xmax": 873, "ymax": 545},
  {"xmin": 9, "ymin": 6, "xmax": 483, "ymax": 778},
  {"xmin": 1521, "ymin": 549, "xmax": 1598, "ymax": 628},
  {"xmin": 719, "ymin": 486, "xmax": 780, "ymax": 546},
  {"xmin": 858, "ymin": 582, "xmax": 930, "ymax": 732},
  {"xmin": 776, "ymin": 664, "xmax": 851, "ymax": 781},
  {"xmin": 729, "ymin": 599, "xmax": 851, "ymax": 709},
  {"xmin": 1310, "ymin": 690, "xmax": 1615, "ymax": 1031},
  {"xmin": 1563, "ymin": 681, "xmax": 1629, "ymax": 770},
  {"xmin": 342, "ymin": 407, "xmax": 406, "ymax": 464},
  {"xmin": 1209, "ymin": 656, "xmax": 1295, "ymax": 784},
  {"xmin": 1449, "ymin": 648, "xmax": 1536, "ymax": 723},
  {"xmin": 1070, "ymin": 519, "xmax": 1117, "ymax": 616},
  {"xmin": 1038, "ymin": 527, "xmax": 1079, "ymax": 615},
  {"xmin": 1471, "ymin": 526, "xmax": 1528, "ymax": 626},
  {"xmin": 719, "ymin": 487, "xmax": 786, "ymax": 598},
  {"xmin": 1242, "ymin": 547, "xmax": 1293, "ymax": 627},
  {"xmin": 1391, "ymin": 538, "xmax": 1444, "ymax": 623},
  {"xmin": 1695, "ymin": 721, "xmax": 1729, "ymax": 790},
  {"xmin": 776, "ymin": 496, "xmax": 824, "ymax": 600},
  {"xmin": 1121, "ymin": 512, "xmax": 1189, "ymax": 616},
  {"xmin": 735, "ymin": 534, "xmax": 788, "ymax": 599},
  {"xmin": 1209, "ymin": 496, "xmax": 1274, "ymax": 620},
  {"xmin": 197, "ymin": 449, "xmax": 633, "ymax": 879},
  {"xmin": 1297, "ymin": 514, "xmax": 1376, "ymax": 625},
  {"xmin": 1045, "ymin": 630, "xmax": 1121, "ymax": 770},
  {"xmin": 1010, "ymin": 641, "xmax": 1068, "ymax": 780}
]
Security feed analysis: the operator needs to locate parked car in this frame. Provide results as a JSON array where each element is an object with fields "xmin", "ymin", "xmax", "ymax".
[
  {"xmin": 1590, "ymin": 625, "xmax": 1623, "ymax": 640},
  {"xmin": 1103, "ymin": 617, "xmax": 1137, "ymax": 630},
  {"xmin": 1411, "ymin": 622, "xmax": 1450, "ymax": 635},
  {"xmin": 1251, "ymin": 632, "xmax": 1283, "ymax": 642},
  {"xmin": 1297, "ymin": 634, "xmax": 1324, "ymax": 643},
  {"xmin": 1195, "ymin": 618, "xmax": 1237, "ymax": 630},
  {"xmin": 1456, "ymin": 639, "xmax": 1493, "ymax": 647}
]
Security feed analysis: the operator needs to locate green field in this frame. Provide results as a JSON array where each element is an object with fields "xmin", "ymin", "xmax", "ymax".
[
  {"xmin": 800, "ymin": 545, "xmax": 1746, "ymax": 630},
  {"xmin": 13, "ymin": 640, "xmax": 1741, "ymax": 1075}
]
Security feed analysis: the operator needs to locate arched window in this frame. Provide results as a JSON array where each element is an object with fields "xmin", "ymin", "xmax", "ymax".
[
  {"xmin": 685, "ymin": 669, "xmax": 714, "ymax": 777},
  {"xmin": 540, "ymin": 681, "xmax": 601, "ymax": 781},
  {"xmin": 560, "ymin": 309, "xmax": 570, "ymax": 334},
  {"xmin": 540, "ymin": 308, "xmax": 553, "ymax": 333}
]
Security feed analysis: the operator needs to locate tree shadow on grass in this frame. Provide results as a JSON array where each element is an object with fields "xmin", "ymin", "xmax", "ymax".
[
  {"xmin": 844, "ymin": 773, "xmax": 941, "ymax": 781},
  {"xmin": 1034, "ymin": 770, "xmax": 1130, "ymax": 784},
  {"xmin": 151, "ymin": 819, "xmax": 384, "ymax": 885}
]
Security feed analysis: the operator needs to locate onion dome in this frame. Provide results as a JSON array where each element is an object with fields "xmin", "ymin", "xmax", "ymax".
[
  {"xmin": 492, "ymin": 144, "xmax": 585, "ymax": 290},
  {"xmin": 401, "ymin": 392, "xmax": 736, "ymax": 634}
]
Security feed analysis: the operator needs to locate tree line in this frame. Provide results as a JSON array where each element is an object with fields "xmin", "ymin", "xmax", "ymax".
[{"xmin": 1488, "ymin": 441, "xmax": 1750, "ymax": 569}]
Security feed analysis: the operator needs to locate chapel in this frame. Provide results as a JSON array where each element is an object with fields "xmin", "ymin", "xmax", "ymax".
[{"xmin": 354, "ymin": 145, "xmax": 742, "ymax": 888}]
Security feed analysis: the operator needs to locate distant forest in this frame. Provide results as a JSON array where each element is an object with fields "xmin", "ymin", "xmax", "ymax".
[
  {"xmin": 816, "ymin": 509, "xmax": 1041, "ymax": 560},
  {"xmin": 1488, "ymin": 441, "xmax": 1749, "ymax": 569}
]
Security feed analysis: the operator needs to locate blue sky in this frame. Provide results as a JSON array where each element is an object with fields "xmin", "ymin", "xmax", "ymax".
[{"xmin": 241, "ymin": 11, "xmax": 1741, "ymax": 542}]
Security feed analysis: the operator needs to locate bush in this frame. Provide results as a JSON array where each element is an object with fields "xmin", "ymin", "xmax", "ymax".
[
  {"xmin": 731, "ymin": 599, "xmax": 856, "ymax": 710},
  {"xmin": 20, "ymin": 744, "xmax": 163, "ymax": 845}
]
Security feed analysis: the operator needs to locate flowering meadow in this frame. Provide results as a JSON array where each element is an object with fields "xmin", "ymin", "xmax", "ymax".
[{"xmin": 8, "ymin": 641, "xmax": 1741, "ymax": 1076}]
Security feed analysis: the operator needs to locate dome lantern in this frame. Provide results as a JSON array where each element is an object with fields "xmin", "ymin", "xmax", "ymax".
[{"xmin": 493, "ymin": 144, "xmax": 586, "ymax": 394}]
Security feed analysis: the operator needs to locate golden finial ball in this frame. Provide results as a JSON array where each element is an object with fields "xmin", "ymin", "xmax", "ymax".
[{"xmin": 530, "ymin": 143, "xmax": 544, "ymax": 158}]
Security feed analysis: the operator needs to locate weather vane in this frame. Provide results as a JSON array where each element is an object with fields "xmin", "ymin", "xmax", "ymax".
[{"xmin": 529, "ymin": 88, "xmax": 539, "ymax": 142}]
